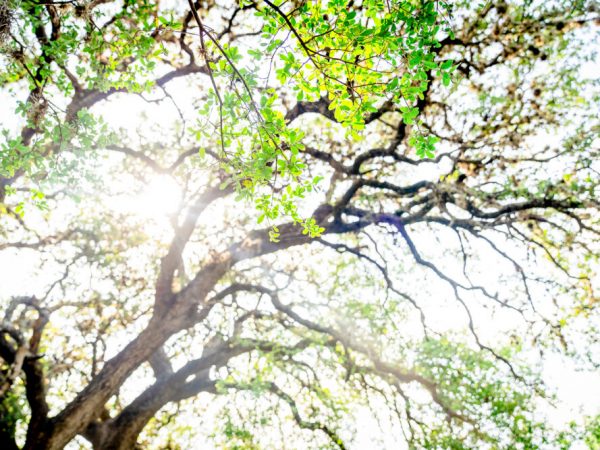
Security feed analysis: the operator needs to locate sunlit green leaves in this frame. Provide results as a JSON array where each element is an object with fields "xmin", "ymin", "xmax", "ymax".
[
  {"xmin": 2, "ymin": 0, "xmax": 453, "ymax": 232},
  {"xmin": 192, "ymin": 0, "xmax": 454, "ymax": 236}
]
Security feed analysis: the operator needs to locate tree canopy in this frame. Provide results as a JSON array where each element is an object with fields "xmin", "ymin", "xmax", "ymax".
[{"xmin": 0, "ymin": 0, "xmax": 599, "ymax": 449}]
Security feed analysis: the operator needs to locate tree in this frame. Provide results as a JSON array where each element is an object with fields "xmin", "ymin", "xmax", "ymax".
[{"xmin": 0, "ymin": 0, "xmax": 599, "ymax": 448}]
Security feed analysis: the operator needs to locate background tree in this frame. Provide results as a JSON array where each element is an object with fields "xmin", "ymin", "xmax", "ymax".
[{"xmin": 0, "ymin": 0, "xmax": 599, "ymax": 449}]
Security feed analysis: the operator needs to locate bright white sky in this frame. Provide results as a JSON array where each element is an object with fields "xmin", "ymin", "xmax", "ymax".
[{"xmin": 0, "ymin": 4, "xmax": 599, "ymax": 448}]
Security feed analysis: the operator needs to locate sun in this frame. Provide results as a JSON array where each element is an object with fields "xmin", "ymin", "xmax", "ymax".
[
  {"xmin": 110, "ymin": 173, "xmax": 183, "ymax": 233},
  {"xmin": 134, "ymin": 174, "xmax": 182, "ymax": 219}
]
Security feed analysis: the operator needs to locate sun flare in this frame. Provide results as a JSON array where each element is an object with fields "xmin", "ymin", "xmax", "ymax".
[
  {"xmin": 110, "ymin": 174, "xmax": 182, "ymax": 226},
  {"xmin": 134, "ymin": 175, "xmax": 182, "ymax": 218}
]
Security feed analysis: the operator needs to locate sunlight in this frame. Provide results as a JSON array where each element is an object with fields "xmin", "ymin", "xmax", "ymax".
[
  {"xmin": 111, "ymin": 174, "xmax": 182, "ymax": 222},
  {"xmin": 135, "ymin": 175, "xmax": 182, "ymax": 218}
]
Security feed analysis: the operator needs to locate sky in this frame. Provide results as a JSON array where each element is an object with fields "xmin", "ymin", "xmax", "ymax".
[{"xmin": 1, "ymin": 2, "xmax": 599, "ymax": 448}]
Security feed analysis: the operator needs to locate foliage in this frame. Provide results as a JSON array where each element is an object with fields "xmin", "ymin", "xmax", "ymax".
[{"xmin": 0, "ymin": 0, "xmax": 599, "ymax": 449}]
